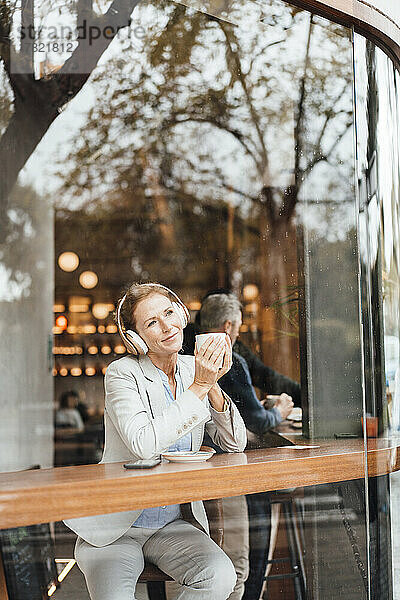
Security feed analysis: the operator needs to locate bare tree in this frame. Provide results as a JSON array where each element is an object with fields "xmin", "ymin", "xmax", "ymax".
[{"xmin": 0, "ymin": 0, "xmax": 142, "ymax": 231}]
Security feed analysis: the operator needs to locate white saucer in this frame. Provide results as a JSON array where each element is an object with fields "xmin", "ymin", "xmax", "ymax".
[
  {"xmin": 161, "ymin": 451, "xmax": 215, "ymax": 463},
  {"xmin": 287, "ymin": 407, "xmax": 302, "ymax": 422}
]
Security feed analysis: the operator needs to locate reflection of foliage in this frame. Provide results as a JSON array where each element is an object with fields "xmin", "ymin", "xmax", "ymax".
[
  {"xmin": 268, "ymin": 288, "xmax": 299, "ymax": 339},
  {"xmin": 0, "ymin": 184, "xmax": 51, "ymax": 300},
  {"xmin": 0, "ymin": 0, "xmax": 355, "ymax": 316},
  {"xmin": 52, "ymin": 0, "xmax": 354, "ymax": 290},
  {"xmin": 0, "ymin": 0, "xmax": 142, "ymax": 232}
]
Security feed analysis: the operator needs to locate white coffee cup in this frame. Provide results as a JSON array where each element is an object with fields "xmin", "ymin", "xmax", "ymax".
[{"xmin": 195, "ymin": 333, "xmax": 227, "ymax": 368}]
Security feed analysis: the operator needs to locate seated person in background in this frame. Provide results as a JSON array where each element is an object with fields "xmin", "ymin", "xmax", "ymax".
[
  {"xmin": 234, "ymin": 338, "xmax": 301, "ymax": 407},
  {"xmin": 183, "ymin": 288, "xmax": 301, "ymax": 410},
  {"xmin": 196, "ymin": 292, "xmax": 298, "ymax": 600},
  {"xmin": 194, "ymin": 294, "xmax": 295, "ymax": 435},
  {"xmin": 55, "ymin": 390, "xmax": 85, "ymax": 431}
]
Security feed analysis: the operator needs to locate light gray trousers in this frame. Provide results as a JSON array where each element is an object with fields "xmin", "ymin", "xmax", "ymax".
[
  {"xmin": 75, "ymin": 519, "xmax": 237, "ymax": 600},
  {"xmin": 166, "ymin": 497, "xmax": 249, "ymax": 600}
]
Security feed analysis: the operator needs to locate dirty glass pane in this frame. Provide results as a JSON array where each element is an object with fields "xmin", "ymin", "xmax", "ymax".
[
  {"xmin": 0, "ymin": 1, "xmax": 372, "ymax": 599},
  {"xmin": 354, "ymin": 33, "xmax": 400, "ymax": 600}
]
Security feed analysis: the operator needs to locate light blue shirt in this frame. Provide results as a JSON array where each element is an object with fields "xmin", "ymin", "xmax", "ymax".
[{"xmin": 132, "ymin": 364, "xmax": 192, "ymax": 529}]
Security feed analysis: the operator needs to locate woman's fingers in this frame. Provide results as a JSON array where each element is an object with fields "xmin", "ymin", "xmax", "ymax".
[
  {"xmin": 212, "ymin": 341, "xmax": 226, "ymax": 366},
  {"xmin": 224, "ymin": 337, "xmax": 232, "ymax": 364},
  {"xmin": 194, "ymin": 334, "xmax": 234, "ymax": 387},
  {"xmin": 197, "ymin": 336, "xmax": 225, "ymax": 361},
  {"xmin": 216, "ymin": 338, "xmax": 232, "ymax": 379}
]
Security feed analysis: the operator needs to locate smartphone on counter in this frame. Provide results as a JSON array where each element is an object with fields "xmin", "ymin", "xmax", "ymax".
[{"xmin": 123, "ymin": 458, "xmax": 161, "ymax": 469}]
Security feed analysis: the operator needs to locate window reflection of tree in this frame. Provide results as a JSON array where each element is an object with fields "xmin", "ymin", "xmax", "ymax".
[
  {"xmin": 54, "ymin": 1, "xmax": 353, "ymax": 374},
  {"xmin": 0, "ymin": 0, "xmax": 354, "ymax": 378},
  {"xmin": 0, "ymin": 0, "xmax": 141, "ymax": 231}
]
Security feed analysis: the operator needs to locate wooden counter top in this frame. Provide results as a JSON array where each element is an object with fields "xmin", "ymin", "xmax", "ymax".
[{"xmin": 1, "ymin": 438, "xmax": 399, "ymax": 530}]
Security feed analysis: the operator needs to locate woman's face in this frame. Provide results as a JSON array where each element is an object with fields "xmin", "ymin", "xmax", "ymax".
[{"xmin": 133, "ymin": 293, "xmax": 183, "ymax": 356}]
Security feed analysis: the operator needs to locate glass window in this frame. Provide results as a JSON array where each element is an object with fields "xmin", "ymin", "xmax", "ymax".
[
  {"xmin": 354, "ymin": 33, "xmax": 400, "ymax": 600},
  {"xmin": 1, "ymin": 1, "xmax": 385, "ymax": 599}
]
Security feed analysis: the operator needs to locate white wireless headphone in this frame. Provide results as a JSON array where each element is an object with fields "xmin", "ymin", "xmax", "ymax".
[{"xmin": 117, "ymin": 283, "xmax": 189, "ymax": 356}]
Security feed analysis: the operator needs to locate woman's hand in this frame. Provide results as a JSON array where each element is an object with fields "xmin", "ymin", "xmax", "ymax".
[
  {"xmin": 189, "ymin": 335, "xmax": 232, "ymax": 404},
  {"xmin": 207, "ymin": 336, "xmax": 232, "ymax": 411},
  {"xmin": 215, "ymin": 334, "xmax": 232, "ymax": 380},
  {"xmin": 189, "ymin": 335, "xmax": 232, "ymax": 410}
]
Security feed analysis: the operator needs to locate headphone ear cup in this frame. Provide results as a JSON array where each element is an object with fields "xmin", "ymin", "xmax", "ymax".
[
  {"xmin": 172, "ymin": 302, "xmax": 188, "ymax": 328},
  {"xmin": 125, "ymin": 330, "xmax": 149, "ymax": 355}
]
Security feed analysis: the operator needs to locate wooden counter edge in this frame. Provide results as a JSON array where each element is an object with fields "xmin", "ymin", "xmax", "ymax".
[{"xmin": 0, "ymin": 442, "xmax": 399, "ymax": 529}]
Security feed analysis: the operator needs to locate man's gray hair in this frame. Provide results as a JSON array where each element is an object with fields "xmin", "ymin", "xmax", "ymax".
[{"xmin": 199, "ymin": 294, "xmax": 242, "ymax": 331}]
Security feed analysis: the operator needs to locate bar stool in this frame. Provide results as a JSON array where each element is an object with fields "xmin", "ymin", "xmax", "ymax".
[
  {"xmin": 138, "ymin": 498, "xmax": 224, "ymax": 600},
  {"xmin": 263, "ymin": 489, "xmax": 306, "ymax": 600}
]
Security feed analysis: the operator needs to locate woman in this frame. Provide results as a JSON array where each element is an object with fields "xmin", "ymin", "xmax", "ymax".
[{"xmin": 65, "ymin": 282, "xmax": 247, "ymax": 600}]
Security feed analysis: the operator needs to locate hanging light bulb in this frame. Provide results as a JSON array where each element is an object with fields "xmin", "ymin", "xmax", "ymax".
[
  {"xmin": 55, "ymin": 315, "xmax": 68, "ymax": 331},
  {"xmin": 92, "ymin": 303, "xmax": 114, "ymax": 320},
  {"xmin": 58, "ymin": 252, "xmax": 79, "ymax": 272},
  {"xmin": 79, "ymin": 271, "xmax": 98, "ymax": 289}
]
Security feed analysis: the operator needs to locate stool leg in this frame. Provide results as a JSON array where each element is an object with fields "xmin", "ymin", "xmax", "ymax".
[
  {"xmin": 147, "ymin": 581, "xmax": 167, "ymax": 600},
  {"xmin": 289, "ymin": 502, "xmax": 306, "ymax": 599},
  {"xmin": 282, "ymin": 502, "xmax": 303, "ymax": 600}
]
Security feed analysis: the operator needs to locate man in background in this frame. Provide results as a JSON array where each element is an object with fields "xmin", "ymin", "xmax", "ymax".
[
  {"xmin": 198, "ymin": 293, "xmax": 295, "ymax": 435},
  {"xmin": 194, "ymin": 292, "xmax": 300, "ymax": 600}
]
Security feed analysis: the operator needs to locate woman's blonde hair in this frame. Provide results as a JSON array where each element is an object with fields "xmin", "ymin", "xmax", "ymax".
[{"xmin": 115, "ymin": 282, "xmax": 174, "ymax": 332}]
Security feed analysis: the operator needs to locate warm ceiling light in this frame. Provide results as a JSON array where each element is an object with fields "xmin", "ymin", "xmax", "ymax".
[
  {"xmin": 59, "ymin": 367, "xmax": 68, "ymax": 376},
  {"xmin": 243, "ymin": 284, "xmax": 259, "ymax": 302},
  {"xmin": 245, "ymin": 302, "xmax": 258, "ymax": 314},
  {"xmin": 101, "ymin": 345, "xmax": 112, "ymax": 355},
  {"xmin": 69, "ymin": 304, "xmax": 89, "ymax": 313},
  {"xmin": 87, "ymin": 345, "xmax": 98, "ymax": 355},
  {"xmin": 55, "ymin": 315, "xmax": 68, "ymax": 330},
  {"xmin": 52, "ymin": 367, "xmax": 58, "ymax": 376},
  {"xmin": 82, "ymin": 325, "xmax": 97, "ymax": 334},
  {"xmin": 53, "ymin": 304, "xmax": 65, "ymax": 313},
  {"xmin": 58, "ymin": 251, "xmax": 79, "ymax": 272},
  {"xmin": 69, "ymin": 296, "xmax": 91, "ymax": 313},
  {"xmin": 101, "ymin": 366, "xmax": 108, "ymax": 375},
  {"xmin": 70, "ymin": 367, "xmax": 82, "ymax": 376},
  {"xmin": 67, "ymin": 325, "xmax": 77, "ymax": 334},
  {"xmin": 92, "ymin": 303, "xmax": 114, "ymax": 320},
  {"xmin": 69, "ymin": 295, "xmax": 91, "ymax": 305},
  {"xmin": 85, "ymin": 367, "xmax": 96, "ymax": 376},
  {"xmin": 105, "ymin": 324, "xmax": 118, "ymax": 334},
  {"xmin": 98, "ymin": 325, "xmax": 106, "ymax": 333},
  {"xmin": 188, "ymin": 301, "xmax": 201, "ymax": 311},
  {"xmin": 79, "ymin": 271, "xmax": 98, "ymax": 289},
  {"xmin": 53, "ymin": 326, "xmax": 63, "ymax": 335},
  {"xmin": 114, "ymin": 345, "xmax": 126, "ymax": 354}
]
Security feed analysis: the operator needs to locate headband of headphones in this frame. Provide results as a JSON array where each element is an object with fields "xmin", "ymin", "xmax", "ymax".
[{"xmin": 117, "ymin": 283, "xmax": 189, "ymax": 356}]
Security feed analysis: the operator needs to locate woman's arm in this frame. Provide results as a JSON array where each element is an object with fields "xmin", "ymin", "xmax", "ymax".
[
  {"xmin": 105, "ymin": 361, "xmax": 211, "ymax": 460},
  {"xmin": 205, "ymin": 387, "xmax": 247, "ymax": 452}
]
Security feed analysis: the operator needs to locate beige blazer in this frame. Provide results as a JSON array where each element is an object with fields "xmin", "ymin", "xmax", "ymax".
[{"xmin": 64, "ymin": 354, "xmax": 246, "ymax": 547}]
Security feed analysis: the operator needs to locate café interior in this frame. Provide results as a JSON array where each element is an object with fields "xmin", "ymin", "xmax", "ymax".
[{"xmin": 0, "ymin": 0, "xmax": 399, "ymax": 599}]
